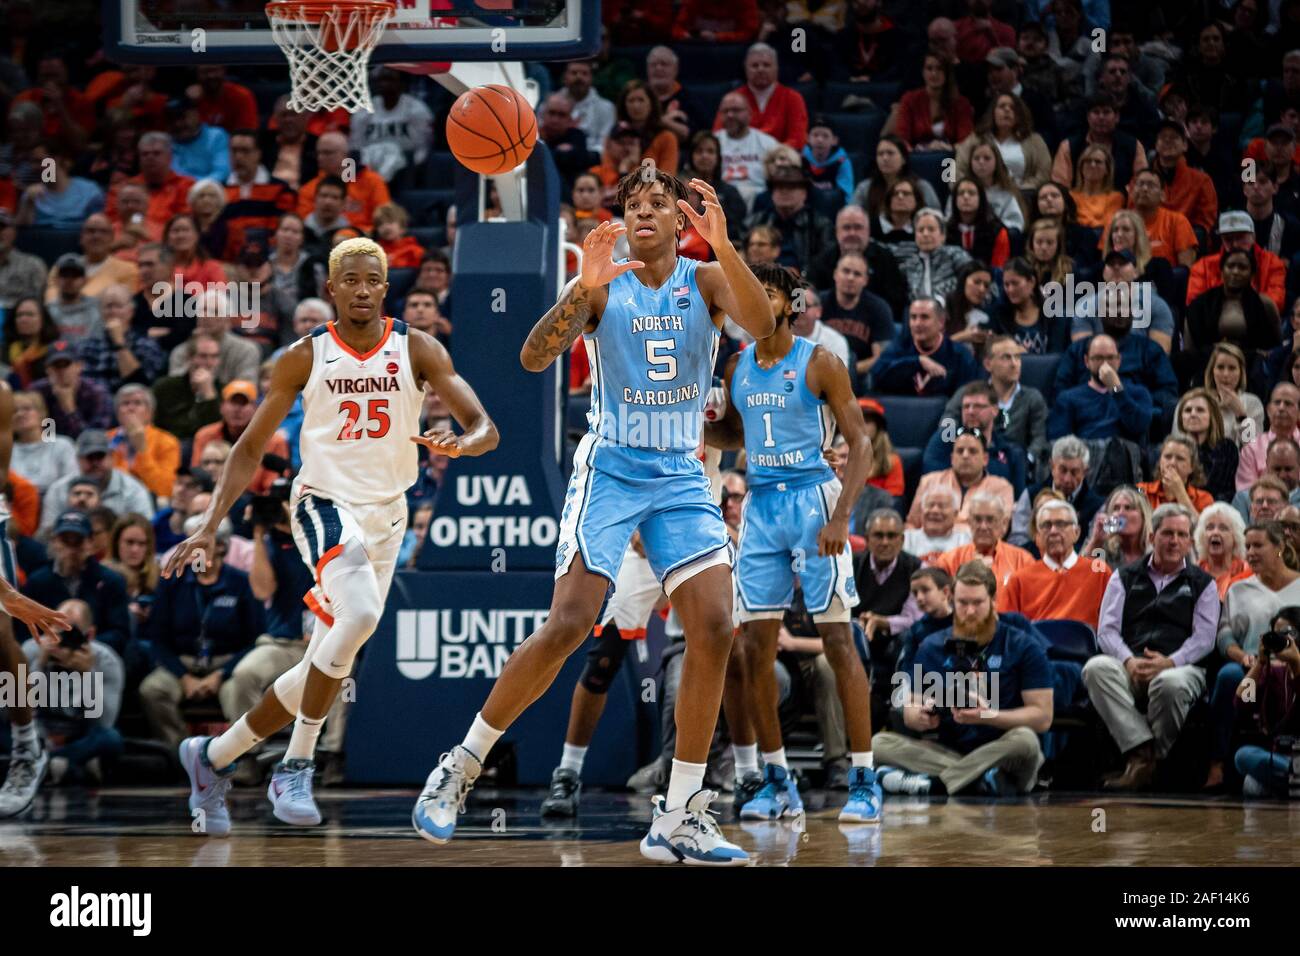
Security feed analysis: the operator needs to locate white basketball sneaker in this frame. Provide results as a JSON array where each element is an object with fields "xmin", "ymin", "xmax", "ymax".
[
  {"xmin": 0, "ymin": 745, "xmax": 48, "ymax": 819},
  {"xmin": 411, "ymin": 745, "xmax": 482, "ymax": 844},
  {"xmin": 639, "ymin": 788, "xmax": 749, "ymax": 866}
]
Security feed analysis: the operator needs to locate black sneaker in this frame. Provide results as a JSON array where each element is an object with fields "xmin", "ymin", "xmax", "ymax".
[
  {"xmin": 540, "ymin": 767, "xmax": 581, "ymax": 817},
  {"xmin": 733, "ymin": 770, "xmax": 764, "ymax": 811},
  {"xmin": 824, "ymin": 759, "xmax": 850, "ymax": 791}
]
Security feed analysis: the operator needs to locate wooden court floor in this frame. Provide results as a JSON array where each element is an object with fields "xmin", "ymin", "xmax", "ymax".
[{"xmin": 1, "ymin": 786, "xmax": 1296, "ymax": 867}]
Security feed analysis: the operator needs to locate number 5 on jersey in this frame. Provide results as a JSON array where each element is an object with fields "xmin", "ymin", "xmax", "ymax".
[
  {"xmin": 645, "ymin": 338, "xmax": 677, "ymax": 381},
  {"xmin": 337, "ymin": 398, "xmax": 391, "ymax": 441}
]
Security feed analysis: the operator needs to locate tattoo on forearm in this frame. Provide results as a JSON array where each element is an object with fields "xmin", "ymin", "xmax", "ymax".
[{"xmin": 522, "ymin": 282, "xmax": 594, "ymax": 368}]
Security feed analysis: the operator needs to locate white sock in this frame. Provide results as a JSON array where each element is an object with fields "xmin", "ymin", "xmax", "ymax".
[
  {"xmin": 207, "ymin": 717, "xmax": 263, "ymax": 771},
  {"xmin": 559, "ymin": 742, "xmax": 587, "ymax": 774},
  {"xmin": 851, "ymin": 751, "xmax": 873, "ymax": 769},
  {"xmin": 11, "ymin": 719, "xmax": 38, "ymax": 754},
  {"xmin": 733, "ymin": 743, "xmax": 759, "ymax": 777},
  {"xmin": 666, "ymin": 758, "xmax": 707, "ymax": 811},
  {"xmin": 761, "ymin": 748, "xmax": 788, "ymax": 770},
  {"xmin": 461, "ymin": 712, "xmax": 504, "ymax": 764},
  {"xmin": 284, "ymin": 713, "xmax": 324, "ymax": 762}
]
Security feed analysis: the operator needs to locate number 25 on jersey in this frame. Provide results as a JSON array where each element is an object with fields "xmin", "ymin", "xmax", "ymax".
[{"xmin": 337, "ymin": 398, "xmax": 391, "ymax": 441}]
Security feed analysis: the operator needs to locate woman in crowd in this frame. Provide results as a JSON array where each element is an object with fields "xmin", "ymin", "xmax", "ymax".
[
  {"xmin": 945, "ymin": 177, "xmax": 1010, "ymax": 267},
  {"xmin": 679, "ymin": 130, "xmax": 747, "ymax": 238},
  {"xmin": 1213, "ymin": 523, "xmax": 1300, "ymax": 789},
  {"xmin": 1136, "ymin": 435, "xmax": 1215, "ymax": 516},
  {"xmin": 945, "ymin": 259, "xmax": 995, "ymax": 352},
  {"xmin": 10, "ymin": 390, "xmax": 76, "ymax": 494},
  {"xmin": 1082, "ymin": 484, "xmax": 1154, "ymax": 569},
  {"xmin": 860, "ymin": 398, "xmax": 905, "ymax": 503},
  {"xmin": 1196, "ymin": 502, "xmax": 1251, "ymax": 600},
  {"xmin": 188, "ymin": 179, "xmax": 228, "ymax": 263},
  {"xmin": 851, "ymin": 135, "xmax": 941, "ymax": 219},
  {"xmin": 1183, "ymin": 249, "xmax": 1282, "ymax": 391},
  {"xmin": 161, "ymin": 212, "xmax": 227, "ymax": 288},
  {"xmin": 1205, "ymin": 342, "xmax": 1266, "ymax": 447},
  {"xmin": 958, "ymin": 93, "xmax": 1052, "ymax": 192},
  {"xmin": 1069, "ymin": 144, "xmax": 1126, "ymax": 229},
  {"xmin": 1171, "ymin": 388, "xmax": 1239, "ymax": 502},
  {"xmin": 1233, "ymin": 605, "xmax": 1300, "ymax": 797},
  {"xmin": 1101, "ymin": 209, "xmax": 1178, "ymax": 310},
  {"xmin": 267, "ymin": 213, "xmax": 321, "ymax": 324},
  {"xmin": 890, "ymin": 208, "xmax": 972, "ymax": 305},
  {"xmin": 883, "ymin": 52, "xmax": 973, "ymax": 151},
  {"xmin": 3, "ymin": 297, "xmax": 60, "ymax": 389},
  {"xmin": 989, "ymin": 256, "xmax": 1066, "ymax": 354},
  {"xmin": 876, "ymin": 179, "xmax": 921, "ymax": 244},
  {"xmin": 571, "ymin": 171, "xmax": 613, "ymax": 225},
  {"xmin": 1025, "ymin": 217, "xmax": 1073, "ymax": 289},
  {"xmin": 617, "ymin": 79, "xmax": 678, "ymax": 175},
  {"xmin": 964, "ymin": 138, "xmax": 1027, "ymax": 231},
  {"xmin": 1032, "ymin": 180, "xmax": 1097, "ymax": 268}
]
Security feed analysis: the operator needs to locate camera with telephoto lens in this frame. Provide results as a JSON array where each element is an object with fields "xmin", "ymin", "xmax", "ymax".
[
  {"xmin": 250, "ymin": 475, "xmax": 293, "ymax": 527},
  {"xmin": 59, "ymin": 624, "xmax": 88, "ymax": 651},
  {"xmin": 927, "ymin": 638, "xmax": 985, "ymax": 714},
  {"xmin": 1261, "ymin": 629, "xmax": 1297, "ymax": 656}
]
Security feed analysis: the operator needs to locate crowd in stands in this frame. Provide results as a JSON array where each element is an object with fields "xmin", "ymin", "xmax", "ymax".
[{"xmin": 4, "ymin": 0, "xmax": 1300, "ymax": 798}]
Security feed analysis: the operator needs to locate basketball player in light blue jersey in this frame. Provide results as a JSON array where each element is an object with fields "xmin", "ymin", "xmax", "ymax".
[
  {"xmin": 413, "ymin": 168, "xmax": 775, "ymax": 865},
  {"xmin": 705, "ymin": 264, "xmax": 883, "ymax": 825}
]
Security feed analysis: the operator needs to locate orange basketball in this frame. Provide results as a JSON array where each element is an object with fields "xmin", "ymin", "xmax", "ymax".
[{"xmin": 445, "ymin": 84, "xmax": 538, "ymax": 176}]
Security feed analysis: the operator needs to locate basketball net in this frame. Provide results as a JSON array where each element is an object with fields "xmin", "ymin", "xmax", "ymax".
[{"xmin": 266, "ymin": 0, "xmax": 396, "ymax": 113}]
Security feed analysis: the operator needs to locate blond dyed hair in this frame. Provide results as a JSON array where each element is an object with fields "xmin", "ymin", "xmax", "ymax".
[{"xmin": 329, "ymin": 237, "xmax": 388, "ymax": 280}]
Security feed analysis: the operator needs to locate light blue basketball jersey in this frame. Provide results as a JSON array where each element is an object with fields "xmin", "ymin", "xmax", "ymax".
[
  {"xmin": 583, "ymin": 257, "xmax": 719, "ymax": 455},
  {"xmin": 732, "ymin": 336, "xmax": 834, "ymax": 490}
]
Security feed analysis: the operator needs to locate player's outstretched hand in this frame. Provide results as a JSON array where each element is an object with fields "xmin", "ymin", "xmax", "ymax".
[
  {"xmin": 817, "ymin": 516, "xmax": 850, "ymax": 557},
  {"xmin": 579, "ymin": 221, "xmax": 644, "ymax": 290},
  {"xmin": 163, "ymin": 529, "xmax": 216, "ymax": 580},
  {"xmin": 1, "ymin": 590, "xmax": 71, "ymax": 647},
  {"xmin": 411, "ymin": 428, "xmax": 463, "ymax": 458},
  {"xmin": 679, "ymin": 179, "xmax": 728, "ymax": 249}
]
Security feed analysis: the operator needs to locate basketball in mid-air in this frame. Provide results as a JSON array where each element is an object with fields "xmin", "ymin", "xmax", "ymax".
[{"xmin": 445, "ymin": 84, "xmax": 538, "ymax": 175}]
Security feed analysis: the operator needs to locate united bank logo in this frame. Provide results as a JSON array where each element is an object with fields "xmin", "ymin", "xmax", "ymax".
[{"xmin": 396, "ymin": 609, "xmax": 549, "ymax": 679}]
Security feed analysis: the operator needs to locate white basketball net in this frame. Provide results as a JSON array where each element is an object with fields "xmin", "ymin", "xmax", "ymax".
[{"xmin": 267, "ymin": 2, "xmax": 395, "ymax": 113}]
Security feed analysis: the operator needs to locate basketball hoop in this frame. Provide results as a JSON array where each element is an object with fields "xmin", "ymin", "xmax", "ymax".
[{"xmin": 266, "ymin": 0, "xmax": 396, "ymax": 113}]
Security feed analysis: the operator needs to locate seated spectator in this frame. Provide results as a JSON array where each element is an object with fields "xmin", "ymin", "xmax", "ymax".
[
  {"xmin": 802, "ymin": 115, "xmax": 854, "ymax": 208},
  {"xmin": 1243, "ymin": 165, "xmax": 1300, "ymax": 263},
  {"xmin": 1069, "ymin": 249, "xmax": 1176, "ymax": 356},
  {"xmin": 1240, "ymin": 472, "xmax": 1297, "ymax": 527},
  {"xmin": 139, "ymin": 519, "xmax": 264, "ymax": 749},
  {"xmin": 1047, "ymin": 334, "xmax": 1154, "ymax": 442},
  {"xmin": 558, "ymin": 60, "xmax": 616, "ymax": 157},
  {"xmin": 1069, "ymin": 143, "xmax": 1126, "ymax": 228},
  {"xmin": 1171, "ymin": 388, "xmax": 1238, "ymax": 502},
  {"xmin": 153, "ymin": 467, "xmax": 214, "ymax": 554},
  {"xmin": 859, "ymin": 399, "xmax": 906, "ymax": 502},
  {"xmin": 191, "ymin": 381, "xmax": 289, "ymax": 495},
  {"xmin": 990, "ymin": 256, "xmax": 1066, "ymax": 354},
  {"xmin": 40, "ymin": 427, "xmax": 156, "ymax": 533},
  {"xmin": 1233, "ymin": 607, "xmax": 1300, "ymax": 796},
  {"xmin": 571, "ymin": 172, "xmax": 613, "ymax": 228},
  {"xmin": 403, "ymin": 288, "xmax": 451, "ymax": 349},
  {"xmin": 46, "ymin": 255, "xmax": 103, "ymax": 344},
  {"xmin": 539, "ymin": 92, "xmax": 595, "ymax": 195},
  {"xmin": 1196, "ymin": 502, "xmax": 1251, "ymax": 600},
  {"xmin": 817, "ymin": 252, "xmax": 895, "ymax": 380},
  {"xmin": 1187, "ymin": 211, "xmax": 1287, "ymax": 314},
  {"xmin": 188, "ymin": 179, "xmax": 228, "ymax": 260},
  {"xmin": 958, "ymin": 92, "xmax": 1052, "ymax": 193},
  {"xmin": 946, "ymin": 179, "xmax": 1010, "ymax": 268},
  {"xmin": 167, "ymin": 289, "xmax": 261, "ymax": 385},
  {"xmin": 1001, "ymin": 497, "xmax": 1113, "ymax": 628},
  {"xmin": 850, "ymin": 136, "xmax": 943, "ymax": 227},
  {"xmin": 925, "ymin": 381, "xmax": 1027, "ymax": 495},
  {"xmin": 1017, "ymin": 20, "xmax": 1073, "ymax": 103},
  {"xmin": 930, "ymin": 491, "xmax": 1034, "ymax": 588},
  {"xmin": 348, "ymin": 67, "xmax": 432, "ymax": 181},
  {"xmin": 1147, "ymin": 119, "xmax": 1218, "ymax": 236},
  {"xmin": 903, "ymin": 485, "xmax": 972, "ymax": 562},
  {"xmin": 20, "ymin": 598, "xmax": 125, "ymax": 785},
  {"xmin": 1054, "ymin": 309, "xmax": 1179, "ymax": 426},
  {"xmin": 1010, "ymin": 434, "xmax": 1103, "ymax": 549},
  {"xmin": 105, "ymin": 133, "xmax": 194, "ymax": 239},
  {"xmin": 590, "ymin": 122, "xmax": 648, "ymax": 204},
  {"xmin": 1183, "ymin": 248, "xmax": 1282, "ymax": 388},
  {"xmin": 261, "ymin": 95, "xmax": 319, "ymax": 192},
  {"xmin": 712, "ymin": 43, "xmax": 808, "ymax": 150},
  {"xmin": 1095, "ymin": 214, "xmax": 1178, "ymax": 336},
  {"xmin": 265, "ymin": 215, "xmax": 324, "ymax": 331},
  {"xmin": 15, "ymin": 147, "xmax": 103, "ymax": 229},
  {"xmin": 82, "ymin": 283, "xmax": 166, "ymax": 395},
  {"xmin": 31, "ymin": 340, "xmax": 113, "ymax": 440},
  {"xmin": 871, "ymin": 298, "xmax": 981, "ymax": 397},
  {"xmin": 715, "ymin": 93, "xmax": 780, "ymax": 212},
  {"xmin": 373, "ymin": 203, "xmax": 424, "ymax": 270},
  {"xmin": 107, "ymin": 384, "xmax": 180, "ymax": 500},
  {"xmin": 891, "ymin": 208, "xmax": 974, "ymax": 305},
  {"xmin": 0, "ymin": 208, "xmax": 49, "ymax": 310},
  {"xmin": 102, "ymin": 513, "xmax": 161, "ymax": 635},
  {"xmin": 194, "ymin": 65, "xmax": 259, "ymax": 132},
  {"xmin": 907, "ymin": 427, "xmax": 1015, "ymax": 534},
  {"xmin": 220, "ymin": 130, "xmax": 297, "ymax": 264},
  {"xmin": 1137, "ymin": 435, "xmax": 1215, "ymax": 517},
  {"xmin": 5, "ymin": 297, "xmax": 59, "ymax": 389},
  {"xmin": 788, "ymin": 286, "xmax": 849, "ymax": 371},
  {"xmin": 20, "ymin": 511, "xmax": 130, "ymax": 655},
  {"xmin": 873, "ymin": 560, "xmax": 1053, "ymax": 796},
  {"xmin": 414, "ymin": 252, "xmax": 453, "ymax": 316},
  {"xmin": 167, "ymin": 92, "xmax": 230, "ymax": 183},
  {"xmin": 830, "ymin": 0, "xmax": 901, "ymax": 81},
  {"xmin": 13, "ymin": 54, "xmax": 96, "ymax": 143},
  {"xmin": 161, "ymin": 213, "xmax": 227, "ymax": 289},
  {"xmin": 110, "ymin": 183, "xmax": 155, "ymax": 251},
  {"xmin": 944, "ymin": 260, "xmax": 995, "ymax": 350},
  {"xmin": 1024, "ymin": 216, "xmax": 1073, "ymax": 288},
  {"xmin": 1237, "ymin": 383, "xmax": 1300, "ymax": 491},
  {"xmin": 1205, "ymin": 342, "xmax": 1265, "ymax": 447},
  {"xmin": 745, "ymin": 164, "xmax": 834, "ymax": 268},
  {"xmin": 1120, "ymin": 168, "xmax": 1198, "ymax": 269},
  {"xmin": 884, "ymin": 53, "xmax": 973, "ymax": 151},
  {"xmin": 153, "ymin": 333, "xmax": 223, "ymax": 442},
  {"xmin": 962, "ymin": 138, "xmax": 1027, "ymax": 231},
  {"xmin": 617, "ymin": 79, "xmax": 678, "ymax": 174},
  {"xmin": 852, "ymin": 508, "xmax": 922, "ymax": 715},
  {"xmin": 875, "ymin": 179, "xmax": 922, "ymax": 244},
  {"xmin": 296, "ymin": 132, "xmax": 391, "ymax": 233},
  {"xmin": 11, "ymin": 390, "xmax": 77, "ymax": 495},
  {"xmin": 1081, "ymin": 484, "xmax": 1155, "ymax": 571},
  {"xmin": 895, "ymin": 567, "xmax": 955, "ymax": 680}
]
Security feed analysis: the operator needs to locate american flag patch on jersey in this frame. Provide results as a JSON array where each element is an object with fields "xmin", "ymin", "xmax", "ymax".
[
  {"xmin": 783, "ymin": 369, "xmax": 797, "ymax": 379},
  {"xmin": 672, "ymin": 285, "xmax": 689, "ymax": 297},
  {"xmin": 383, "ymin": 348, "xmax": 398, "ymax": 358}
]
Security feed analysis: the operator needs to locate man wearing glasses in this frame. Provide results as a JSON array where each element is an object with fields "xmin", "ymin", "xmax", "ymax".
[
  {"xmin": 1000, "ymin": 498, "xmax": 1113, "ymax": 630},
  {"xmin": 907, "ymin": 425, "xmax": 1015, "ymax": 535},
  {"xmin": 925, "ymin": 381, "xmax": 1027, "ymax": 496}
]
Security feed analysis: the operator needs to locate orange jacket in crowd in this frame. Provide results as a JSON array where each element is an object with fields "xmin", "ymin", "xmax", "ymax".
[
  {"xmin": 1186, "ymin": 244, "xmax": 1288, "ymax": 313},
  {"xmin": 105, "ymin": 171, "xmax": 196, "ymax": 239},
  {"xmin": 379, "ymin": 235, "xmax": 426, "ymax": 270},
  {"xmin": 1149, "ymin": 158, "xmax": 1218, "ymax": 234},
  {"xmin": 296, "ymin": 167, "xmax": 391, "ymax": 233}
]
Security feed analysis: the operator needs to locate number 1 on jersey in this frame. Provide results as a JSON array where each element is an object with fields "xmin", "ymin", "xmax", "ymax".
[
  {"xmin": 762, "ymin": 411, "xmax": 776, "ymax": 447},
  {"xmin": 337, "ymin": 398, "xmax": 391, "ymax": 441}
]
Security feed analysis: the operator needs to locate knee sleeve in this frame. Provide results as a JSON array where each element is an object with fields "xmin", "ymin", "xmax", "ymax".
[
  {"xmin": 579, "ymin": 623, "xmax": 630, "ymax": 694},
  {"xmin": 311, "ymin": 543, "xmax": 383, "ymax": 679},
  {"xmin": 272, "ymin": 616, "xmax": 329, "ymax": 714}
]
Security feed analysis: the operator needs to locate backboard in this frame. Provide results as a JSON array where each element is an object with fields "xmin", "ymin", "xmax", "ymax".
[{"xmin": 104, "ymin": 0, "xmax": 599, "ymax": 65}]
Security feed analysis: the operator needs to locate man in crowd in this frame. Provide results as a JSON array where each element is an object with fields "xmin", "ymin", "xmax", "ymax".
[
  {"xmin": 153, "ymin": 333, "xmax": 224, "ymax": 441},
  {"xmin": 107, "ymin": 384, "xmax": 180, "ymax": 501},
  {"xmin": 853, "ymin": 508, "xmax": 922, "ymax": 728},
  {"xmin": 871, "ymin": 298, "xmax": 980, "ymax": 397},
  {"xmin": 1010, "ymin": 434, "xmax": 1104, "ymax": 550},
  {"xmin": 925, "ymin": 382, "xmax": 1027, "ymax": 496},
  {"xmin": 190, "ymin": 381, "xmax": 289, "ymax": 495},
  {"xmin": 348, "ymin": 67, "xmax": 433, "ymax": 181},
  {"xmin": 221, "ymin": 130, "xmax": 297, "ymax": 262},
  {"xmin": 945, "ymin": 336, "xmax": 1049, "ymax": 473},
  {"xmin": 1001, "ymin": 499, "xmax": 1112, "ymax": 629},
  {"xmin": 295, "ymin": 132, "xmax": 390, "ymax": 233},
  {"xmin": 818, "ymin": 252, "xmax": 896, "ymax": 383},
  {"xmin": 714, "ymin": 43, "xmax": 809, "ymax": 149},
  {"xmin": 907, "ymin": 428, "xmax": 1016, "ymax": 535},
  {"xmin": 1051, "ymin": 94, "xmax": 1147, "ymax": 194},
  {"xmin": 903, "ymin": 486, "xmax": 971, "ymax": 562},
  {"xmin": 0, "ymin": 209, "xmax": 47, "ymax": 309},
  {"xmin": 790, "ymin": 287, "xmax": 851, "ymax": 371},
  {"xmin": 32, "ymin": 340, "xmax": 113, "ymax": 440},
  {"xmin": 43, "ymin": 214, "xmax": 138, "ymax": 302},
  {"xmin": 716, "ymin": 92, "xmax": 780, "ymax": 211},
  {"xmin": 167, "ymin": 96, "xmax": 230, "ymax": 182},
  {"xmin": 561, "ymin": 60, "xmax": 615, "ymax": 155},
  {"xmin": 1048, "ymin": 335, "xmax": 1156, "ymax": 442},
  {"xmin": 105, "ymin": 132, "xmax": 194, "ymax": 239},
  {"xmin": 537, "ymin": 92, "xmax": 593, "ymax": 194},
  {"xmin": 744, "ymin": 165, "xmax": 834, "ymax": 269},
  {"xmin": 1237, "ymin": 384, "xmax": 1300, "ymax": 490},
  {"xmin": 167, "ymin": 289, "xmax": 261, "ymax": 385},
  {"xmin": 930, "ymin": 492, "xmax": 1034, "ymax": 590},
  {"xmin": 1187, "ymin": 210, "xmax": 1288, "ymax": 313},
  {"xmin": 81, "ymin": 283, "xmax": 167, "ymax": 395},
  {"xmin": 808, "ymin": 204, "xmax": 908, "ymax": 318},
  {"xmin": 39, "ymin": 431, "xmax": 155, "ymax": 536},
  {"xmin": 46, "ymin": 254, "xmax": 103, "ymax": 343}
]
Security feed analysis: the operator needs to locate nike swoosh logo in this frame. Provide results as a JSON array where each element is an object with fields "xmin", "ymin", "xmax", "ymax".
[
  {"xmin": 325, "ymin": 356, "xmax": 341, "ymax": 364},
  {"xmin": 392, "ymin": 519, "xmax": 403, "ymax": 527}
]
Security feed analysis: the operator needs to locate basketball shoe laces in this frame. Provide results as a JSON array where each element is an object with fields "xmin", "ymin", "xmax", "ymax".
[
  {"xmin": 685, "ymin": 791, "xmax": 723, "ymax": 838},
  {"xmin": 1, "ymin": 751, "xmax": 39, "ymax": 795},
  {"xmin": 284, "ymin": 763, "xmax": 313, "ymax": 804},
  {"xmin": 434, "ymin": 752, "xmax": 473, "ymax": 812}
]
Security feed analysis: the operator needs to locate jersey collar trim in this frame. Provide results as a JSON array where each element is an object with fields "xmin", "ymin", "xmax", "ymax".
[{"xmin": 328, "ymin": 316, "xmax": 393, "ymax": 362}]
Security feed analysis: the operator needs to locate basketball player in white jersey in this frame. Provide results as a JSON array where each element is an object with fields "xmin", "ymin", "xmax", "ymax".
[
  {"xmin": 165, "ymin": 238, "xmax": 498, "ymax": 835},
  {"xmin": 0, "ymin": 381, "xmax": 76, "ymax": 817}
]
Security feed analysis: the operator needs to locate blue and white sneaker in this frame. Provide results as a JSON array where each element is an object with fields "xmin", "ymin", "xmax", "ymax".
[
  {"xmin": 179, "ymin": 736, "xmax": 234, "ymax": 837},
  {"xmin": 978, "ymin": 768, "xmax": 1014, "ymax": 797},
  {"xmin": 877, "ymin": 765, "xmax": 933, "ymax": 796},
  {"xmin": 412, "ymin": 746, "xmax": 482, "ymax": 845},
  {"xmin": 639, "ymin": 789, "xmax": 749, "ymax": 866},
  {"xmin": 838, "ymin": 766, "xmax": 883, "ymax": 823},
  {"xmin": 0, "ymin": 745, "xmax": 48, "ymax": 819},
  {"xmin": 739, "ymin": 764, "xmax": 802, "ymax": 820},
  {"xmin": 268, "ymin": 758, "xmax": 321, "ymax": 826}
]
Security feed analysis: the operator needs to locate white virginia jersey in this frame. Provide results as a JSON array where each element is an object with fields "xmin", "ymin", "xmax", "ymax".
[{"xmin": 296, "ymin": 318, "xmax": 424, "ymax": 505}]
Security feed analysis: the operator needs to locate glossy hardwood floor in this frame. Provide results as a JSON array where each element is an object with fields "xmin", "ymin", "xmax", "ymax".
[{"xmin": 2, "ymin": 786, "xmax": 1297, "ymax": 867}]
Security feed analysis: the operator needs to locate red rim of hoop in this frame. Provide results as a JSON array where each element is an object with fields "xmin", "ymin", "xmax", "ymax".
[{"xmin": 265, "ymin": 0, "xmax": 397, "ymax": 28}]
